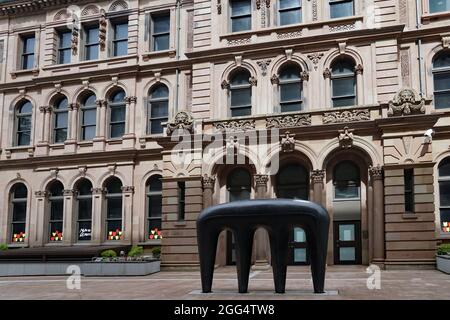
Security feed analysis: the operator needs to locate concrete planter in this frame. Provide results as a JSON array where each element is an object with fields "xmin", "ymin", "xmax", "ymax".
[
  {"xmin": 436, "ymin": 255, "xmax": 450, "ymax": 274},
  {"xmin": 82, "ymin": 260, "xmax": 160, "ymax": 277},
  {"xmin": 0, "ymin": 262, "xmax": 77, "ymax": 277}
]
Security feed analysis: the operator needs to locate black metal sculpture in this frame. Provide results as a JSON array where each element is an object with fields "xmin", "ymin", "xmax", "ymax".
[{"xmin": 197, "ymin": 199, "xmax": 330, "ymax": 294}]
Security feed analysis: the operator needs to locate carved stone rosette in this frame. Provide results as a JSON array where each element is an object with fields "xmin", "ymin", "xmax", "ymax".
[
  {"xmin": 266, "ymin": 114, "xmax": 312, "ymax": 129},
  {"xmin": 323, "ymin": 109, "xmax": 370, "ymax": 124},
  {"xmin": 388, "ymin": 88, "xmax": 425, "ymax": 117},
  {"xmin": 166, "ymin": 111, "xmax": 194, "ymax": 136},
  {"xmin": 280, "ymin": 132, "xmax": 296, "ymax": 153},
  {"xmin": 338, "ymin": 127, "xmax": 354, "ymax": 149},
  {"xmin": 369, "ymin": 165, "xmax": 384, "ymax": 180},
  {"xmin": 214, "ymin": 120, "xmax": 256, "ymax": 132},
  {"xmin": 311, "ymin": 170, "xmax": 325, "ymax": 183},
  {"xmin": 202, "ymin": 175, "xmax": 215, "ymax": 190}
]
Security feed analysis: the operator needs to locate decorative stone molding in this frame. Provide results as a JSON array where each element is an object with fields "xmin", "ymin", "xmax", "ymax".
[
  {"xmin": 202, "ymin": 175, "xmax": 215, "ymax": 190},
  {"xmin": 266, "ymin": 114, "xmax": 312, "ymax": 129},
  {"xmin": 99, "ymin": 10, "xmax": 107, "ymax": 51},
  {"xmin": 221, "ymin": 80, "xmax": 230, "ymax": 90},
  {"xmin": 280, "ymin": 132, "xmax": 296, "ymax": 153},
  {"xmin": 301, "ymin": 71, "xmax": 309, "ymax": 81},
  {"xmin": 355, "ymin": 64, "xmax": 364, "ymax": 75},
  {"xmin": 125, "ymin": 96, "xmax": 137, "ymax": 104},
  {"xmin": 166, "ymin": 111, "xmax": 194, "ymax": 136},
  {"xmin": 254, "ymin": 174, "xmax": 269, "ymax": 187},
  {"xmin": 96, "ymin": 99, "xmax": 107, "ymax": 108},
  {"xmin": 39, "ymin": 106, "xmax": 47, "ymax": 113},
  {"xmin": 63, "ymin": 189, "xmax": 76, "ymax": 196},
  {"xmin": 109, "ymin": 0, "xmax": 128, "ymax": 12},
  {"xmin": 78, "ymin": 166, "xmax": 87, "ymax": 177},
  {"xmin": 214, "ymin": 120, "xmax": 256, "ymax": 132},
  {"xmin": 256, "ymin": 0, "xmax": 262, "ymax": 9},
  {"xmin": 307, "ymin": 53, "xmax": 323, "ymax": 70},
  {"xmin": 28, "ymin": 148, "xmax": 34, "ymax": 158},
  {"xmin": 323, "ymin": 68, "xmax": 331, "ymax": 79},
  {"xmin": 311, "ymin": 170, "xmax": 325, "ymax": 183},
  {"xmin": 91, "ymin": 187, "xmax": 106, "ymax": 195},
  {"xmin": 35, "ymin": 191, "xmax": 48, "ymax": 198},
  {"xmin": 121, "ymin": 186, "xmax": 135, "ymax": 193},
  {"xmin": 270, "ymin": 74, "xmax": 279, "ymax": 85},
  {"xmin": 388, "ymin": 88, "xmax": 425, "ymax": 117},
  {"xmin": 69, "ymin": 103, "xmax": 80, "ymax": 111},
  {"xmin": 217, "ymin": 0, "xmax": 222, "ymax": 14},
  {"xmin": 369, "ymin": 165, "xmax": 384, "ymax": 180},
  {"xmin": 329, "ymin": 23, "xmax": 356, "ymax": 32},
  {"xmin": 400, "ymin": 48, "xmax": 411, "ymax": 87},
  {"xmin": 249, "ymin": 76, "xmax": 258, "ymax": 86},
  {"xmin": 227, "ymin": 38, "xmax": 251, "ymax": 46},
  {"xmin": 312, "ymin": 0, "xmax": 318, "ymax": 20},
  {"xmin": 338, "ymin": 127, "xmax": 354, "ymax": 149},
  {"xmin": 277, "ymin": 31, "xmax": 302, "ymax": 39},
  {"xmin": 265, "ymin": 0, "xmax": 271, "ymax": 8},
  {"xmin": 50, "ymin": 168, "xmax": 59, "ymax": 179},
  {"xmin": 442, "ymin": 36, "xmax": 450, "ymax": 49},
  {"xmin": 226, "ymin": 136, "xmax": 240, "ymax": 155},
  {"xmin": 81, "ymin": 5, "xmax": 100, "ymax": 16},
  {"xmin": 71, "ymin": 26, "xmax": 79, "ymax": 56},
  {"xmin": 45, "ymin": 106, "xmax": 53, "ymax": 114},
  {"xmin": 322, "ymin": 109, "xmax": 370, "ymax": 124},
  {"xmin": 257, "ymin": 59, "xmax": 272, "ymax": 76},
  {"xmin": 107, "ymin": 164, "xmax": 117, "ymax": 176}
]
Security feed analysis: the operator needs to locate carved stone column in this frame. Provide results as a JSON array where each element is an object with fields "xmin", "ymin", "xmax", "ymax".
[
  {"xmin": 253, "ymin": 174, "xmax": 270, "ymax": 269},
  {"xmin": 91, "ymin": 188, "xmax": 105, "ymax": 244},
  {"xmin": 202, "ymin": 175, "xmax": 215, "ymax": 209},
  {"xmin": 323, "ymin": 68, "xmax": 332, "ymax": 108},
  {"xmin": 311, "ymin": 169, "xmax": 325, "ymax": 205},
  {"xmin": 34, "ymin": 191, "xmax": 48, "ymax": 247},
  {"xmin": 122, "ymin": 186, "xmax": 135, "ymax": 243},
  {"xmin": 38, "ymin": 106, "xmax": 47, "ymax": 143},
  {"xmin": 69, "ymin": 103, "xmax": 80, "ymax": 141},
  {"xmin": 370, "ymin": 165, "xmax": 385, "ymax": 268},
  {"xmin": 43, "ymin": 106, "xmax": 53, "ymax": 143},
  {"xmin": 63, "ymin": 189, "xmax": 76, "ymax": 245},
  {"xmin": 94, "ymin": 100, "xmax": 107, "ymax": 151},
  {"xmin": 355, "ymin": 64, "xmax": 364, "ymax": 106},
  {"xmin": 123, "ymin": 96, "xmax": 137, "ymax": 149}
]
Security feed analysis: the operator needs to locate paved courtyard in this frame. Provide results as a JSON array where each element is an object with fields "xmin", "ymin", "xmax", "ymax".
[{"xmin": 0, "ymin": 266, "xmax": 449, "ymax": 300}]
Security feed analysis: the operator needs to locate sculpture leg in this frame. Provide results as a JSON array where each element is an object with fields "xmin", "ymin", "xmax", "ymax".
[
  {"xmin": 306, "ymin": 222, "xmax": 329, "ymax": 294},
  {"xmin": 234, "ymin": 228, "xmax": 255, "ymax": 294},
  {"xmin": 269, "ymin": 227, "xmax": 289, "ymax": 294},
  {"xmin": 197, "ymin": 226, "xmax": 220, "ymax": 293}
]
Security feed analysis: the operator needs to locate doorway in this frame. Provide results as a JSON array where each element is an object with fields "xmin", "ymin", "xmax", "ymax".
[{"xmin": 333, "ymin": 221, "xmax": 362, "ymax": 264}]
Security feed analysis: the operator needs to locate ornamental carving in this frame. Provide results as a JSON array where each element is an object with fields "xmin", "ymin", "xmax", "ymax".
[
  {"xmin": 277, "ymin": 31, "xmax": 302, "ymax": 39},
  {"xmin": 338, "ymin": 127, "xmax": 354, "ymax": 149},
  {"xmin": 257, "ymin": 59, "xmax": 272, "ymax": 76},
  {"xmin": 214, "ymin": 120, "xmax": 255, "ymax": 132},
  {"xmin": 91, "ymin": 188, "xmax": 106, "ymax": 195},
  {"xmin": 323, "ymin": 109, "xmax": 370, "ymax": 124},
  {"xmin": 217, "ymin": 0, "xmax": 222, "ymax": 14},
  {"xmin": 109, "ymin": 0, "xmax": 128, "ymax": 12},
  {"xmin": 280, "ymin": 132, "xmax": 296, "ymax": 153},
  {"xmin": 254, "ymin": 174, "xmax": 269, "ymax": 187},
  {"xmin": 323, "ymin": 68, "xmax": 331, "ymax": 79},
  {"xmin": 249, "ymin": 76, "xmax": 258, "ymax": 86},
  {"xmin": 227, "ymin": 38, "xmax": 251, "ymax": 46},
  {"xmin": 99, "ymin": 10, "xmax": 107, "ymax": 51},
  {"xmin": 301, "ymin": 71, "xmax": 309, "ymax": 81},
  {"xmin": 355, "ymin": 64, "xmax": 363, "ymax": 75},
  {"xmin": 202, "ymin": 175, "xmax": 215, "ymax": 189},
  {"xmin": 63, "ymin": 189, "xmax": 76, "ymax": 196},
  {"xmin": 271, "ymin": 74, "xmax": 279, "ymax": 85},
  {"xmin": 121, "ymin": 186, "xmax": 135, "ymax": 193},
  {"xmin": 307, "ymin": 53, "xmax": 323, "ymax": 70},
  {"xmin": 369, "ymin": 165, "xmax": 383, "ymax": 179},
  {"xmin": 221, "ymin": 80, "xmax": 230, "ymax": 90},
  {"xmin": 35, "ymin": 191, "xmax": 48, "ymax": 197},
  {"xmin": 71, "ymin": 26, "xmax": 79, "ymax": 56},
  {"xmin": 329, "ymin": 23, "xmax": 356, "ymax": 32},
  {"xmin": 226, "ymin": 136, "xmax": 240, "ymax": 155},
  {"xmin": 266, "ymin": 114, "xmax": 312, "ymax": 129},
  {"xmin": 166, "ymin": 111, "xmax": 194, "ymax": 136},
  {"xmin": 388, "ymin": 88, "xmax": 425, "ymax": 117},
  {"xmin": 311, "ymin": 170, "xmax": 325, "ymax": 183}
]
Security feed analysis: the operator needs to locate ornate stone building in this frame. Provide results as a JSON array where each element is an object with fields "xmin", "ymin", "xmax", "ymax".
[{"xmin": 0, "ymin": 0, "xmax": 449, "ymax": 270}]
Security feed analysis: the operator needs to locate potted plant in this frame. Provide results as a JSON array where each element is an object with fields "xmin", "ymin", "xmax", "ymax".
[{"xmin": 436, "ymin": 244, "xmax": 450, "ymax": 274}]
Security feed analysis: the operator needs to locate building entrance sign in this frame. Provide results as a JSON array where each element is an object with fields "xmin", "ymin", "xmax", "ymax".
[{"xmin": 196, "ymin": 199, "xmax": 330, "ymax": 294}]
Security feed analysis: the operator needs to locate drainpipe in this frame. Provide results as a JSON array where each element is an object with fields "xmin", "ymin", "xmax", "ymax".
[
  {"xmin": 415, "ymin": 0, "xmax": 424, "ymax": 97},
  {"xmin": 175, "ymin": 0, "xmax": 182, "ymax": 112}
]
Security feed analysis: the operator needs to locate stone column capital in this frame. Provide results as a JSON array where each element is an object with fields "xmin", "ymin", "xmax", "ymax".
[
  {"xmin": 69, "ymin": 103, "xmax": 80, "ymax": 111},
  {"xmin": 202, "ymin": 175, "xmax": 216, "ymax": 190},
  {"xmin": 254, "ymin": 174, "xmax": 269, "ymax": 188},
  {"xmin": 369, "ymin": 165, "xmax": 384, "ymax": 180},
  {"xmin": 63, "ymin": 189, "xmax": 76, "ymax": 197},
  {"xmin": 34, "ymin": 190, "xmax": 48, "ymax": 198},
  {"xmin": 39, "ymin": 106, "xmax": 48, "ymax": 113},
  {"xmin": 323, "ymin": 68, "xmax": 331, "ymax": 79},
  {"xmin": 91, "ymin": 187, "xmax": 106, "ymax": 195},
  {"xmin": 311, "ymin": 169, "xmax": 325, "ymax": 183},
  {"xmin": 121, "ymin": 186, "xmax": 135, "ymax": 194},
  {"xmin": 125, "ymin": 96, "xmax": 137, "ymax": 104},
  {"xmin": 95, "ymin": 99, "xmax": 107, "ymax": 108}
]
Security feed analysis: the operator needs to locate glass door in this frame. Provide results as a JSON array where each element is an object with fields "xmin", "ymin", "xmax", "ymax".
[
  {"xmin": 334, "ymin": 221, "xmax": 361, "ymax": 265},
  {"xmin": 288, "ymin": 227, "xmax": 310, "ymax": 265}
]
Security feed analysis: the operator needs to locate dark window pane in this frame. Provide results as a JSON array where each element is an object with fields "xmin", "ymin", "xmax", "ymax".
[
  {"xmin": 86, "ymin": 27, "xmax": 99, "ymax": 43},
  {"xmin": 77, "ymin": 180, "xmax": 93, "ymax": 196},
  {"xmin": 333, "ymin": 97, "xmax": 356, "ymax": 107},
  {"xmin": 23, "ymin": 37, "xmax": 35, "ymax": 54},
  {"xmin": 107, "ymin": 221, "xmax": 123, "ymax": 239},
  {"xmin": 150, "ymin": 85, "xmax": 169, "ymax": 99},
  {"xmin": 55, "ymin": 112, "xmax": 68, "ymax": 128},
  {"xmin": 150, "ymin": 101, "xmax": 169, "ymax": 118},
  {"xmin": 110, "ymin": 106, "xmax": 125, "ymax": 122},
  {"xmin": 78, "ymin": 221, "xmax": 92, "ymax": 241},
  {"xmin": 83, "ymin": 126, "xmax": 96, "ymax": 141},
  {"xmin": 105, "ymin": 178, "xmax": 122, "ymax": 194},
  {"xmin": 150, "ymin": 119, "xmax": 165, "ymax": 134},
  {"xmin": 281, "ymin": 102, "xmax": 302, "ymax": 112},
  {"xmin": 148, "ymin": 220, "xmax": 162, "ymax": 234},
  {"xmin": 86, "ymin": 45, "xmax": 99, "ymax": 60},
  {"xmin": 435, "ymin": 92, "xmax": 450, "ymax": 109},
  {"xmin": 335, "ymin": 185, "xmax": 359, "ymax": 199},
  {"xmin": 56, "ymin": 98, "xmax": 68, "ymax": 110},
  {"xmin": 280, "ymin": 0, "xmax": 301, "ymax": 9},
  {"xmin": 439, "ymin": 159, "xmax": 450, "ymax": 176},
  {"xmin": 154, "ymin": 34, "xmax": 170, "ymax": 51},
  {"xmin": 20, "ymin": 101, "xmax": 33, "ymax": 114},
  {"xmin": 148, "ymin": 195, "xmax": 162, "ymax": 218},
  {"xmin": 13, "ymin": 184, "xmax": 28, "ymax": 199},
  {"xmin": 440, "ymin": 181, "xmax": 450, "ymax": 207},
  {"xmin": 430, "ymin": 0, "xmax": 450, "ymax": 13},
  {"xmin": 278, "ymin": 165, "xmax": 308, "ymax": 184},
  {"xmin": 332, "ymin": 59, "xmax": 355, "ymax": 75},
  {"xmin": 83, "ymin": 109, "xmax": 96, "ymax": 126},
  {"xmin": 110, "ymin": 123, "xmax": 125, "ymax": 138},
  {"xmin": 148, "ymin": 176, "xmax": 163, "ymax": 191},
  {"xmin": 280, "ymin": 9, "xmax": 301, "ymax": 25},
  {"xmin": 441, "ymin": 208, "xmax": 450, "ymax": 233},
  {"xmin": 335, "ymin": 161, "xmax": 360, "ymax": 181},
  {"xmin": 153, "ymin": 15, "xmax": 170, "ymax": 33},
  {"xmin": 49, "ymin": 223, "xmax": 63, "ymax": 237},
  {"xmin": 23, "ymin": 54, "xmax": 34, "ymax": 69},
  {"xmin": 231, "ymin": 88, "xmax": 252, "ymax": 106},
  {"xmin": 59, "ymin": 49, "xmax": 71, "ymax": 64},
  {"xmin": 227, "ymin": 169, "xmax": 251, "ymax": 188},
  {"xmin": 433, "ymin": 51, "xmax": 450, "ymax": 68},
  {"xmin": 18, "ymin": 133, "xmax": 30, "ymax": 146},
  {"xmin": 49, "ymin": 181, "xmax": 64, "ymax": 196},
  {"xmin": 60, "ymin": 31, "xmax": 72, "ymax": 48},
  {"xmin": 280, "ymin": 83, "xmax": 302, "ymax": 102},
  {"xmin": 231, "ymin": 0, "xmax": 251, "ymax": 15},
  {"xmin": 50, "ymin": 200, "xmax": 64, "ymax": 221},
  {"xmin": 330, "ymin": 1, "xmax": 354, "ymax": 19},
  {"xmin": 114, "ymin": 40, "xmax": 128, "ymax": 56},
  {"xmin": 231, "ymin": 71, "xmax": 251, "ymax": 85},
  {"xmin": 84, "ymin": 94, "xmax": 97, "ymax": 106},
  {"xmin": 54, "ymin": 129, "xmax": 67, "ymax": 143},
  {"xmin": 279, "ymin": 66, "xmax": 301, "ymax": 80},
  {"xmin": 232, "ymin": 17, "xmax": 251, "ymax": 32},
  {"xmin": 78, "ymin": 199, "xmax": 92, "ymax": 220},
  {"xmin": 231, "ymin": 107, "xmax": 252, "ymax": 117},
  {"xmin": 115, "ymin": 23, "xmax": 128, "ymax": 39},
  {"xmin": 333, "ymin": 78, "xmax": 355, "ymax": 97},
  {"xmin": 434, "ymin": 73, "xmax": 450, "ymax": 91},
  {"xmin": 12, "ymin": 224, "xmax": 26, "ymax": 242},
  {"xmin": 107, "ymin": 198, "xmax": 123, "ymax": 219},
  {"xmin": 18, "ymin": 116, "xmax": 31, "ymax": 130},
  {"xmin": 12, "ymin": 202, "xmax": 27, "ymax": 222}
]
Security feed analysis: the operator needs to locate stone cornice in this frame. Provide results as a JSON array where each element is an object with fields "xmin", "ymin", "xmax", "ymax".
[{"xmin": 0, "ymin": 0, "xmax": 87, "ymax": 16}]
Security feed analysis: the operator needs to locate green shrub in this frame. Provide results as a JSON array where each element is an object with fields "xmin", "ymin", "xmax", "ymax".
[
  {"xmin": 152, "ymin": 246, "xmax": 161, "ymax": 258},
  {"xmin": 0, "ymin": 244, "xmax": 8, "ymax": 251},
  {"xmin": 100, "ymin": 249, "xmax": 117, "ymax": 258},
  {"xmin": 437, "ymin": 244, "xmax": 450, "ymax": 256},
  {"xmin": 128, "ymin": 245, "xmax": 143, "ymax": 257}
]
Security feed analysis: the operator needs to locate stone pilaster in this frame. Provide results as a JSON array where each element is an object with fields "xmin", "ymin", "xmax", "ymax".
[
  {"xmin": 91, "ymin": 187, "xmax": 105, "ymax": 244},
  {"xmin": 370, "ymin": 165, "xmax": 385, "ymax": 267},
  {"xmin": 253, "ymin": 174, "xmax": 270, "ymax": 269},
  {"xmin": 62, "ymin": 189, "xmax": 76, "ymax": 245},
  {"xmin": 33, "ymin": 191, "xmax": 48, "ymax": 247},
  {"xmin": 311, "ymin": 169, "xmax": 325, "ymax": 205},
  {"xmin": 254, "ymin": 174, "xmax": 269, "ymax": 199},
  {"xmin": 121, "ymin": 186, "xmax": 135, "ymax": 243},
  {"xmin": 93, "ymin": 100, "xmax": 107, "ymax": 151},
  {"xmin": 65, "ymin": 103, "xmax": 80, "ymax": 153},
  {"xmin": 123, "ymin": 96, "xmax": 137, "ymax": 149},
  {"xmin": 202, "ymin": 175, "xmax": 215, "ymax": 209}
]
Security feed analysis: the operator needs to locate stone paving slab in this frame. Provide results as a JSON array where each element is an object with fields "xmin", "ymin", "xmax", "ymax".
[{"xmin": 0, "ymin": 266, "xmax": 449, "ymax": 300}]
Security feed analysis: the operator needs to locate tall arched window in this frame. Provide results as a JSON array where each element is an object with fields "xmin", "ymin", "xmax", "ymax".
[
  {"xmin": 108, "ymin": 90, "xmax": 126, "ymax": 139},
  {"xmin": 330, "ymin": 0, "xmax": 354, "ymax": 19},
  {"xmin": 276, "ymin": 164, "xmax": 309, "ymax": 199},
  {"xmin": 48, "ymin": 181, "xmax": 64, "ymax": 242},
  {"xmin": 331, "ymin": 57, "xmax": 356, "ymax": 108},
  {"xmin": 146, "ymin": 175, "xmax": 162, "ymax": 240},
  {"xmin": 53, "ymin": 96, "xmax": 69, "ymax": 143},
  {"xmin": 433, "ymin": 51, "xmax": 450, "ymax": 109},
  {"xmin": 333, "ymin": 161, "xmax": 360, "ymax": 199},
  {"xmin": 105, "ymin": 177, "xmax": 123, "ymax": 241},
  {"xmin": 75, "ymin": 179, "xmax": 93, "ymax": 241},
  {"xmin": 279, "ymin": 64, "xmax": 303, "ymax": 113},
  {"xmin": 148, "ymin": 84, "xmax": 169, "ymax": 135},
  {"xmin": 10, "ymin": 183, "xmax": 28, "ymax": 243},
  {"xmin": 80, "ymin": 93, "xmax": 97, "ymax": 141},
  {"xmin": 229, "ymin": 69, "xmax": 252, "ymax": 117},
  {"xmin": 227, "ymin": 168, "xmax": 251, "ymax": 202},
  {"xmin": 439, "ymin": 158, "xmax": 450, "ymax": 234},
  {"xmin": 15, "ymin": 100, "xmax": 32, "ymax": 146}
]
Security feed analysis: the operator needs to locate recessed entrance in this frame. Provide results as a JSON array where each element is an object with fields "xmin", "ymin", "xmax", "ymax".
[{"xmin": 334, "ymin": 221, "xmax": 362, "ymax": 265}]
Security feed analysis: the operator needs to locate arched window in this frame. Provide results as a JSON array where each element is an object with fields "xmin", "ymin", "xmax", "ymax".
[
  {"xmin": 433, "ymin": 51, "xmax": 450, "ymax": 109},
  {"xmin": 279, "ymin": 64, "xmax": 303, "ymax": 113},
  {"xmin": 227, "ymin": 168, "xmax": 251, "ymax": 201},
  {"xmin": 276, "ymin": 164, "xmax": 309, "ymax": 199},
  {"xmin": 439, "ymin": 158, "xmax": 450, "ymax": 234},
  {"xmin": 230, "ymin": 0, "xmax": 252, "ymax": 32},
  {"xmin": 229, "ymin": 69, "xmax": 252, "ymax": 117},
  {"xmin": 108, "ymin": 90, "xmax": 126, "ymax": 139},
  {"xmin": 104, "ymin": 177, "xmax": 123, "ymax": 241},
  {"xmin": 330, "ymin": 0, "xmax": 354, "ymax": 19},
  {"xmin": 47, "ymin": 181, "xmax": 64, "ymax": 242},
  {"xmin": 15, "ymin": 100, "xmax": 32, "ymax": 146},
  {"xmin": 75, "ymin": 179, "xmax": 93, "ymax": 241},
  {"xmin": 146, "ymin": 175, "xmax": 162, "ymax": 240},
  {"xmin": 333, "ymin": 161, "xmax": 360, "ymax": 199},
  {"xmin": 429, "ymin": 0, "xmax": 450, "ymax": 13},
  {"xmin": 278, "ymin": 0, "xmax": 302, "ymax": 26},
  {"xmin": 10, "ymin": 183, "xmax": 28, "ymax": 243},
  {"xmin": 53, "ymin": 96, "xmax": 69, "ymax": 143},
  {"xmin": 80, "ymin": 93, "xmax": 97, "ymax": 141},
  {"xmin": 331, "ymin": 57, "xmax": 356, "ymax": 108},
  {"xmin": 148, "ymin": 84, "xmax": 169, "ymax": 134}
]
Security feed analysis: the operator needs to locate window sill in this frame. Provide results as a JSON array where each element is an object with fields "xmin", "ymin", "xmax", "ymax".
[
  {"xmin": 138, "ymin": 240, "xmax": 162, "ymax": 246},
  {"xmin": 49, "ymin": 143, "xmax": 65, "ymax": 150},
  {"xmin": 8, "ymin": 243, "xmax": 28, "ymax": 248},
  {"xmin": 422, "ymin": 11, "xmax": 450, "ymax": 22},
  {"xmin": 42, "ymin": 54, "xmax": 138, "ymax": 72},
  {"xmin": 10, "ymin": 68, "xmax": 39, "ymax": 78},
  {"xmin": 142, "ymin": 49, "xmax": 176, "ymax": 61},
  {"xmin": 107, "ymin": 138, "xmax": 123, "ymax": 145}
]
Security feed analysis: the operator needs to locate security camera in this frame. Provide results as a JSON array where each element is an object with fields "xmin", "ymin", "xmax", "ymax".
[{"xmin": 424, "ymin": 129, "xmax": 435, "ymax": 144}]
